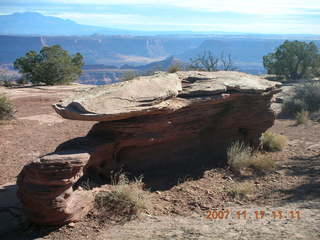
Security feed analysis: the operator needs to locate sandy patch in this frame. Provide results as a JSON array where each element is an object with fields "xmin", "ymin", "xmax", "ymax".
[{"xmin": 19, "ymin": 114, "xmax": 65, "ymax": 125}]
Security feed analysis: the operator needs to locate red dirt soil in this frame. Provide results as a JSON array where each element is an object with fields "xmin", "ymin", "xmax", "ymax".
[{"xmin": 0, "ymin": 85, "xmax": 319, "ymax": 240}]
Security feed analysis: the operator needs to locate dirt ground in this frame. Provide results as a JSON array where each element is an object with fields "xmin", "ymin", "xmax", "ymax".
[
  {"xmin": 0, "ymin": 85, "xmax": 319, "ymax": 240},
  {"xmin": 0, "ymin": 84, "xmax": 94, "ymax": 185}
]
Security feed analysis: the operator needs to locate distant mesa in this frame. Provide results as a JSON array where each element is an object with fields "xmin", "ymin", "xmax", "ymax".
[{"xmin": 120, "ymin": 56, "xmax": 182, "ymax": 71}]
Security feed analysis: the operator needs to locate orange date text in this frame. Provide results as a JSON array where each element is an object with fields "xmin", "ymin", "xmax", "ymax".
[{"xmin": 205, "ymin": 209, "xmax": 301, "ymax": 220}]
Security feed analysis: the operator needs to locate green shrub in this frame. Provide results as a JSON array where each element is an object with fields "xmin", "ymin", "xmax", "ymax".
[
  {"xmin": 260, "ymin": 131, "xmax": 287, "ymax": 152},
  {"xmin": 227, "ymin": 141, "xmax": 252, "ymax": 171},
  {"xmin": 282, "ymin": 82, "xmax": 320, "ymax": 116},
  {"xmin": 295, "ymin": 110, "xmax": 310, "ymax": 125},
  {"xmin": 14, "ymin": 45, "xmax": 83, "ymax": 85},
  {"xmin": 0, "ymin": 94, "xmax": 14, "ymax": 120},
  {"xmin": 263, "ymin": 40, "xmax": 320, "ymax": 80}
]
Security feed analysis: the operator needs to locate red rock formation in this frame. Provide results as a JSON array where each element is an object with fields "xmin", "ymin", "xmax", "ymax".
[
  {"xmin": 17, "ymin": 152, "xmax": 93, "ymax": 225},
  {"xmin": 17, "ymin": 71, "xmax": 281, "ymax": 225}
]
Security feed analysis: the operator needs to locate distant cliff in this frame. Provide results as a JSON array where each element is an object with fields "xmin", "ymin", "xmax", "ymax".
[
  {"xmin": 1, "ymin": 35, "xmax": 319, "ymax": 78},
  {"xmin": 0, "ymin": 35, "xmax": 202, "ymax": 66}
]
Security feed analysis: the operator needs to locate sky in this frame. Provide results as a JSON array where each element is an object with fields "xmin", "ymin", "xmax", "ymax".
[{"xmin": 1, "ymin": 0, "xmax": 320, "ymax": 34}]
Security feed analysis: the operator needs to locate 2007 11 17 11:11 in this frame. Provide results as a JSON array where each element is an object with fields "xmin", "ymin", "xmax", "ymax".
[{"xmin": 205, "ymin": 209, "xmax": 301, "ymax": 220}]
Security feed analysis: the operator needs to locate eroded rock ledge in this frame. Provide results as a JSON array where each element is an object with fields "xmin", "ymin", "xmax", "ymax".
[{"xmin": 17, "ymin": 71, "xmax": 281, "ymax": 225}]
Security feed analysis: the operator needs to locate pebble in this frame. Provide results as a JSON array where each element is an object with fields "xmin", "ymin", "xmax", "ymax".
[{"xmin": 68, "ymin": 222, "xmax": 75, "ymax": 228}]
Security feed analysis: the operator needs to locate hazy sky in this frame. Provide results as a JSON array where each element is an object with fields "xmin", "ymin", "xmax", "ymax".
[{"xmin": 1, "ymin": 0, "xmax": 320, "ymax": 34}]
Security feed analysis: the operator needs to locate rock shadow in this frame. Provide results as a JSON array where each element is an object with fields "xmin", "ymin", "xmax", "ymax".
[
  {"xmin": 279, "ymin": 153, "xmax": 320, "ymax": 204},
  {"xmin": 0, "ymin": 184, "xmax": 60, "ymax": 240},
  {"xmin": 141, "ymin": 161, "xmax": 223, "ymax": 191}
]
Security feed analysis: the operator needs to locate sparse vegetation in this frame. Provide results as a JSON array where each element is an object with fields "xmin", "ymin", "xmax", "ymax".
[
  {"xmin": 227, "ymin": 141, "xmax": 252, "ymax": 171},
  {"xmin": 167, "ymin": 64, "xmax": 181, "ymax": 73},
  {"xmin": 95, "ymin": 174, "xmax": 150, "ymax": 221},
  {"xmin": 227, "ymin": 182, "xmax": 253, "ymax": 199},
  {"xmin": 189, "ymin": 50, "xmax": 237, "ymax": 72},
  {"xmin": 121, "ymin": 71, "xmax": 138, "ymax": 81},
  {"xmin": 263, "ymin": 40, "xmax": 320, "ymax": 81},
  {"xmin": 282, "ymin": 82, "xmax": 320, "ymax": 117},
  {"xmin": 220, "ymin": 52, "xmax": 238, "ymax": 71},
  {"xmin": 190, "ymin": 51, "xmax": 219, "ymax": 71},
  {"xmin": 0, "ymin": 68, "xmax": 21, "ymax": 85},
  {"xmin": 227, "ymin": 140, "xmax": 277, "ymax": 173},
  {"xmin": 121, "ymin": 70, "xmax": 165, "ymax": 81},
  {"xmin": 3, "ymin": 80, "xmax": 14, "ymax": 88},
  {"xmin": 282, "ymin": 98, "xmax": 306, "ymax": 116},
  {"xmin": 0, "ymin": 93, "xmax": 14, "ymax": 120},
  {"xmin": 310, "ymin": 111, "xmax": 320, "ymax": 122},
  {"xmin": 14, "ymin": 45, "xmax": 84, "ymax": 85},
  {"xmin": 295, "ymin": 110, "xmax": 310, "ymax": 125},
  {"xmin": 16, "ymin": 77, "xmax": 29, "ymax": 85},
  {"xmin": 260, "ymin": 131, "xmax": 287, "ymax": 152},
  {"xmin": 249, "ymin": 153, "xmax": 276, "ymax": 172}
]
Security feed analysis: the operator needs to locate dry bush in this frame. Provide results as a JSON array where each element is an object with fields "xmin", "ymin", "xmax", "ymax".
[
  {"xmin": 260, "ymin": 131, "xmax": 287, "ymax": 152},
  {"xmin": 282, "ymin": 82, "xmax": 320, "ymax": 116},
  {"xmin": 227, "ymin": 182, "xmax": 253, "ymax": 200},
  {"xmin": 310, "ymin": 110, "xmax": 320, "ymax": 122},
  {"xmin": 249, "ymin": 153, "xmax": 276, "ymax": 172},
  {"xmin": 295, "ymin": 110, "xmax": 310, "ymax": 125},
  {"xmin": 167, "ymin": 64, "xmax": 180, "ymax": 73},
  {"xmin": 227, "ymin": 141, "xmax": 252, "ymax": 171},
  {"xmin": 3, "ymin": 80, "xmax": 14, "ymax": 88},
  {"xmin": 95, "ymin": 174, "xmax": 150, "ymax": 222},
  {"xmin": 0, "ymin": 93, "xmax": 14, "ymax": 120},
  {"xmin": 121, "ymin": 71, "xmax": 138, "ymax": 81},
  {"xmin": 227, "ymin": 141, "xmax": 278, "ymax": 173}
]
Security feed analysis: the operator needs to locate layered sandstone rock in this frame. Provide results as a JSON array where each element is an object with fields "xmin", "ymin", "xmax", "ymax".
[
  {"xmin": 17, "ymin": 71, "xmax": 281, "ymax": 225},
  {"xmin": 17, "ymin": 152, "xmax": 93, "ymax": 225}
]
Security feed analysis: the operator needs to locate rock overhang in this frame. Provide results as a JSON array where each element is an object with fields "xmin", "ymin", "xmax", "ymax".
[
  {"xmin": 53, "ymin": 71, "xmax": 281, "ymax": 122},
  {"xmin": 18, "ymin": 70, "xmax": 282, "ymax": 226}
]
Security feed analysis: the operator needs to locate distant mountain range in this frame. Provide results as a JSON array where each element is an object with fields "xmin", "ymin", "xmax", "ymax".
[
  {"xmin": 1, "ymin": 12, "xmax": 320, "ymax": 81},
  {"xmin": 1, "ymin": 12, "xmax": 320, "ymax": 37},
  {"xmin": 0, "ymin": 12, "xmax": 239, "ymax": 36},
  {"xmin": 0, "ymin": 12, "xmax": 129, "ymax": 36}
]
